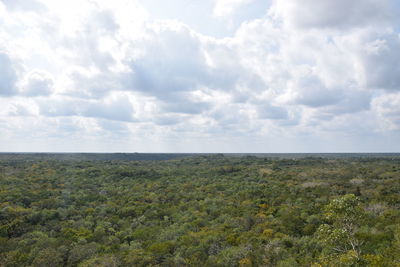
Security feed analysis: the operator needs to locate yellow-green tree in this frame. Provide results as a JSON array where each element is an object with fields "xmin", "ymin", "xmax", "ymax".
[{"xmin": 317, "ymin": 194, "xmax": 365, "ymax": 265}]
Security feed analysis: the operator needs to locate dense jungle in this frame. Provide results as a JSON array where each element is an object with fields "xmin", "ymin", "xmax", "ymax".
[{"xmin": 1, "ymin": 154, "xmax": 399, "ymax": 266}]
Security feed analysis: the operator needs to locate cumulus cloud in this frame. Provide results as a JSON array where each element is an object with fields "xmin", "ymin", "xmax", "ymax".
[
  {"xmin": 372, "ymin": 93, "xmax": 400, "ymax": 130},
  {"xmin": 0, "ymin": 0, "xmax": 45, "ymax": 12},
  {"xmin": 271, "ymin": 0, "xmax": 395, "ymax": 30},
  {"xmin": 126, "ymin": 21, "xmax": 265, "ymax": 114},
  {"xmin": 20, "ymin": 70, "xmax": 54, "ymax": 96},
  {"xmin": 1, "ymin": 0, "xmax": 400, "ymax": 152},
  {"xmin": 129, "ymin": 23, "xmax": 209, "ymax": 95},
  {"xmin": 61, "ymin": 68, "xmax": 128, "ymax": 99},
  {"xmin": 257, "ymin": 104, "xmax": 288, "ymax": 120},
  {"xmin": 349, "ymin": 29, "xmax": 400, "ymax": 90},
  {"xmin": 38, "ymin": 93, "xmax": 135, "ymax": 122},
  {"xmin": 214, "ymin": 0, "xmax": 254, "ymax": 17},
  {"xmin": 0, "ymin": 52, "xmax": 19, "ymax": 96}
]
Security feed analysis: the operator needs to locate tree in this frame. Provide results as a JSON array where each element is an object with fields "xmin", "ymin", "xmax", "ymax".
[{"xmin": 317, "ymin": 194, "xmax": 365, "ymax": 264}]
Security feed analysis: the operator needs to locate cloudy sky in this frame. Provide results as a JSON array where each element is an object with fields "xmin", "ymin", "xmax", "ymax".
[{"xmin": 1, "ymin": 0, "xmax": 400, "ymax": 152}]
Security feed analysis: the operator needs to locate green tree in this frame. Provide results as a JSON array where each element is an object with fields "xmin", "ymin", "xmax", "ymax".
[{"xmin": 317, "ymin": 194, "xmax": 365, "ymax": 264}]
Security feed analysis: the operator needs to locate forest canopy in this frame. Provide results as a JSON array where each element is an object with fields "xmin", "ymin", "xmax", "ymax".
[{"xmin": 1, "ymin": 155, "xmax": 400, "ymax": 266}]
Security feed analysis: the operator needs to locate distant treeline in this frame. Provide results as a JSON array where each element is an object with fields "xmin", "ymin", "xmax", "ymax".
[
  {"xmin": 0, "ymin": 153, "xmax": 191, "ymax": 161},
  {"xmin": 0, "ymin": 152, "xmax": 399, "ymax": 161}
]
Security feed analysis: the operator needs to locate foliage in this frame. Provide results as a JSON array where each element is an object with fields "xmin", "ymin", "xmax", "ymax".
[
  {"xmin": 317, "ymin": 194, "xmax": 365, "ymax": 261},
  {"xmin": 0, "ymin": 155, "xmax": 399, "ymax": 266}
]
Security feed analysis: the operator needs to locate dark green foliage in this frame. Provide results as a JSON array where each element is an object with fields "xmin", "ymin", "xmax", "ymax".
[{"xmin": 0, "ymin": 155, "xmax": 400, "ymax": 266}]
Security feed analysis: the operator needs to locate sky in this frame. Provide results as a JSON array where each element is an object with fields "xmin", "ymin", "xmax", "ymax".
[{"xmin": 1, "ymin": 0, "xmax": 400, "ymax": 153}]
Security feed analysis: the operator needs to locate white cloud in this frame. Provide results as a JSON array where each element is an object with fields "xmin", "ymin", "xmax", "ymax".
[
  {"xmin": 38, "ymin": 93, "xmax": 135, "ymax": 122},
  {"xmin": 372, "ymin": 93, "xmax": 400, "ymax": 130},
  {"xmin": 0, "ymin": 0, "xmax": 400, "ymax": 152},
  {"xmin": 0, "ymin": 52, "xmax": 20, "ymax": 96},
  {"xmin": 0, "ymin": 0, "xmax": 45, "ymax": 12},
  {"xmin": 20, "ymin": 70, "xmax": 54, "ymax": 96},
  {"xmin": 349, "ymin": 29, "xmax": 400, "ymax": 90},
  {"xmin": 213, "ymin": 0, "xmax": 254, "ymax": 17},
  {"xmin": 271, "ymin": 0, "xmax": 395, "ymax": 30}
]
